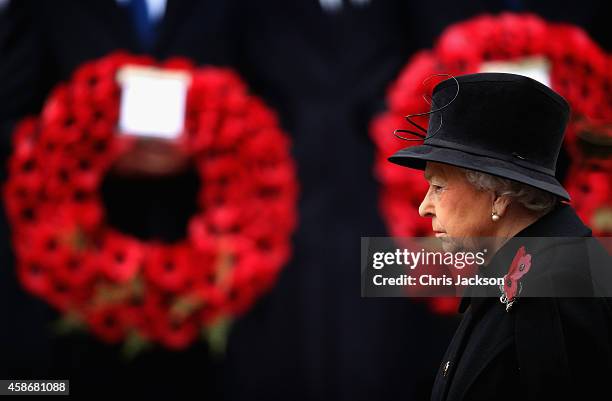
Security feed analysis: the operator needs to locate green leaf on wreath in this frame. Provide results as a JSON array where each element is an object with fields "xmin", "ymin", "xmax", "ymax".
[
  {"xmin": 202, "ymin": 317, "xmax": 232, "ymax": 358},
  {"xmin": 215, "ymin": 242, "xmax": 233, "ymax": 287},
  {"xmin": 52, "ymin": 311, "xmax": 86, "ymax": 335},
  {"xmin": 170, "ymin": 295, "xmax": 204, "ymax": 320},
  {"xmin": 593, "ymin": 207, "xmax": 612, "ymax": 233},
  {"xmin": 70, "ymin": 228, "xmax": 89, "ymax": 251},
  {"xmin": 93, "ymin": 275, "xmax": 144, "ymax": 305},
  {"xmin": 122, "ymin": 330, "xmax": 151, "ymax": 360}
]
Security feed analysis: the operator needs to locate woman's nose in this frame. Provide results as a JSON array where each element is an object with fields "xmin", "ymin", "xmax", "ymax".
[{"xmin": 418, "ymin": 191, "xmax": 435, "ymax": 218}]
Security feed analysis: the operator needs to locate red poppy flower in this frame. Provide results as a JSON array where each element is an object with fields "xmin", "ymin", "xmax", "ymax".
[
  {"xmin": 223, "ymin": 274, "xmax": 256, "ymax": 316},
  {"xmin": 206, "ymin": 205, "xmax": 244, "ymax": 234},
  {"xmin": 98, "ymin": 232, "xmax": 144, "ymax": 283},
  {"xmin": 503, "ymin": 246, "xmax": 532, "ymax": 301},
  {"xmin": 53, "ymin": 250, "xmax": 97, "ymax": 288},
  {"xmin": 155, "ymin": 314, "xmax": 199, "ymax": 351},
  {"xmin": 566, "ymin": 169, "xmax": 612, "ymax": 235},
  {"xmin": 43, "ymin": 276, "xmax": 76, "ymax": 312},
  {"xmin": 16, "ymin": 258, "xmax": 53, "ymax": 299},
  {"xmin": 144, "ymin": 244, "xmax": 194, "ymax": 292},
  {"xmin": 87, "ymin": 304, "xmax": 128, "ymax": 344},
  {"xmin": 428, "ymin": 297, "xmax": 461, "ymax": 315},
  {"xmin": 196, "ymin": 285, "xmax": 226, "ymax": 324},
  {"xmin": 15, "ymin": 223, "xmax": 69, "ymax": 266}
]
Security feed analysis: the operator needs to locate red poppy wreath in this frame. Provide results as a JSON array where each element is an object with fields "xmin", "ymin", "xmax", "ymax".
[
  {"xmin": 371, "ymin": 13, "xmax": 611, "ymax": 313},
  {"xmin": 3, "ymin": 53, "xmax": 299, "ymax": 351}
]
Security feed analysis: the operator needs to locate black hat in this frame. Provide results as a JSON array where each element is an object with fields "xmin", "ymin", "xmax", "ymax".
[{"xmin": 388, "ymin": 73, "xmax": 571, "ymax": 201}]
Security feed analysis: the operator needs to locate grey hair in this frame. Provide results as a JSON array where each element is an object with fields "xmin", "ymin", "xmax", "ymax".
[{"xmin": 463, "ymin": 169, "xmax": 559, "ymax": 214}]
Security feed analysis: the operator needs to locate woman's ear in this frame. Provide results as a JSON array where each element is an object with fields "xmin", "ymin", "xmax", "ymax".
[{"xmin": 492, "ymin": 194, "xmax": 512, "ymax": 217}]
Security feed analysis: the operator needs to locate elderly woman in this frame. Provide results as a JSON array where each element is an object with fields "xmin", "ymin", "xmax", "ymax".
[{"xmin": 388, "ymin": 73, "xmax": 612, "ymax": 401}]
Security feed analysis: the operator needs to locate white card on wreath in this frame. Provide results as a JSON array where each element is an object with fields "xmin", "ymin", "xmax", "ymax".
[
  {"xmin": 116, "ymin": 65, "xmax": 191, "ymax": 140},
  {"xmin": 480, "ymin": 56, "xmax": 551, "ymax": 88}
]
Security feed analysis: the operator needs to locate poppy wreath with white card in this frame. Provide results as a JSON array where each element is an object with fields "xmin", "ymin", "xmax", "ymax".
[
  {"xmin": 3, "ymin": 52, "xmax": 299, "ymax": 352},
  {"xmin": 370, "ymin": 13, "xmax": 611, "ymax": 314}
]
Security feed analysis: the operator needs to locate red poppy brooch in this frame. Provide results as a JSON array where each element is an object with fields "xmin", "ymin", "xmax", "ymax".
[{"xmin": 499, "ymin": 246, "xmax": 532, "ymax": 312}]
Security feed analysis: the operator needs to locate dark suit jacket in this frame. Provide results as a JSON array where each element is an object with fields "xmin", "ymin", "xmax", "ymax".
[{"xmin": 431, "ymin": 203, "xmax": 612, "ymax": 401}]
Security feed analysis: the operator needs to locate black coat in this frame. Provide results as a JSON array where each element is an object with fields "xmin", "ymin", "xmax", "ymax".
[{"xmin": 431, "ymin": 203, "xmax": 612, "ymax": 401}]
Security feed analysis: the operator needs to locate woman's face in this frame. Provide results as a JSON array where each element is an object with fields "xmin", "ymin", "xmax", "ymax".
[{"xmin": 418, "ymin": 162, "xmax": 496, "ymax": 242}]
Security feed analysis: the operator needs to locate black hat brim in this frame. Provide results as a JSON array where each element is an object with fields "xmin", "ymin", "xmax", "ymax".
[{"xmin": 388, "ymin": 145, "xmax": 571, "ymax": 201}]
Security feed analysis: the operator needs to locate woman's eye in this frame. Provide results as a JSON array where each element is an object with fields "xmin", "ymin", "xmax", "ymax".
[{"xmin": 431, "ymin": 184, "xmax": 443, "ymax": 193}]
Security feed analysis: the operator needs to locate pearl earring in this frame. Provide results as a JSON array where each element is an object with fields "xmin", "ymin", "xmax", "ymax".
[{"xmin": 491, "ymin": 212, "xmax": 500, "ymax": 222}]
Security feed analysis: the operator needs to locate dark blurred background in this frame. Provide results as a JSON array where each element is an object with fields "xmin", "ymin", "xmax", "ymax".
[{"xmin": 0, "ymin": 0, "xmax": 609, "ymax": 400}]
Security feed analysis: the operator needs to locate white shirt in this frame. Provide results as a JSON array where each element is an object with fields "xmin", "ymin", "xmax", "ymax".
[{"xmin": 116, "ymin": 0, "xmax": 167, "ymax": 23}]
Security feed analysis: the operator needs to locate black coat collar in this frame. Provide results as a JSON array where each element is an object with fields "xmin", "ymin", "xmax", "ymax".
[{"xmin": 458, "ymin": 203, "xmax": 592, "ymax": 313}]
